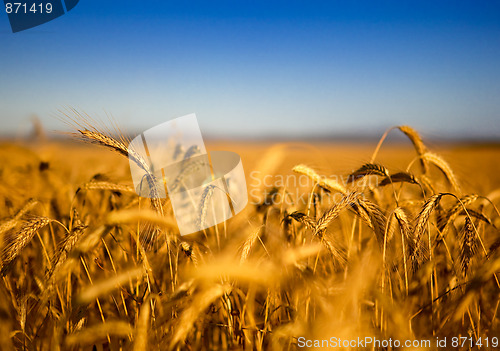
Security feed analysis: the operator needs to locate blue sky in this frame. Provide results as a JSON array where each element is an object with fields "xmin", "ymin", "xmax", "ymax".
[{"xmin": 1, "ymin": 1, "xmax": 499, "ymax": 139}]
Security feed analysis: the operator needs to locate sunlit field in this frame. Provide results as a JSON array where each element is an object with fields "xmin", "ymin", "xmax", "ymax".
[{"xmin": 0, "ymin": 125, "xmax": 499, "ymax": 350}]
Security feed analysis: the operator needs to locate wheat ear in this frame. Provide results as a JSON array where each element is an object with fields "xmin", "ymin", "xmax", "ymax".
[
  {"xmin": 240, "ymin": 228, "xmax": 262, "ymax": 263},
  {"xmin": 460, "ymin": 216, "xmax": 478, "ymax": 277},
  {"xmin": 293, "ymin": 164, "xmax": 346, "ymax": 194},
  {"xmin": 356, "ymin": 199, "xmax": 387, "ymax": 247},
  {"xmin": 437, "ymin": 194, "xmax": 478, "ymax": 234},
  {"xmin": 287, "ymin": 212, "xmax": 316, "ymax": 231},
  {"xmin": 77, "ymin": 129, "xmax": 163, "ymax": 202},
  {"xmin": 348, "ymin": 163, "xmax": 389, "ymax": 183},
  {"xmin": 1, "ymin": 216, "xmax": 51, "ymax": 274},
  {"xmin": 398, "ymin": 125, "xmax": 428, "ymax": 173},
  {"xmin": 410, "ymin": 194, "xmax": 443, "ymax": 269},
  {"xmin": 370, "ymin": 125, "xmax": 428, "ymax": 173},
  {"xmin": 198, "ymin": 185, "xmax": 216, "ymax": 230},
  {"xmin": 315, "ymin": 192, "xmax": 359, "ymax": 235},
  {"xmin": 421, "ymin": 152, "xmax": 461, "ymax": 193}
]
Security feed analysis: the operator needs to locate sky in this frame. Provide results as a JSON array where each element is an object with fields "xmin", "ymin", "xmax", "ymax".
[{"xmin": 1, "ymin": 1, "xmax": 499, "ymax": 139}]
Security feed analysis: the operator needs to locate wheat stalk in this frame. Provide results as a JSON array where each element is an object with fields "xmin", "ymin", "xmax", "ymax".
[
  {"xmin": 315, "ymin": 191, "xmax": 360, "ymax": 235},
  {"xmin": 348, "ymin": 163, "xmax": 389, "ymax": 183},
  {"xmin": 0, "ymin": 198, "xmax": 40, "ymax": 236},
  {"xmin": 356, "ymin": 199, "xmax": 387, "ymax": 247},
  {"xmin": 169, "ymin": 284, "xmax": 229, "ymax": 350},
  {"xmin": 48, "ymin": 211, "xmax": 86, "ymax": 280},
  {"xmin": 180, "ymin": 241, "xmax": 201, "ymax": 267},
  {"xmin": 378, "ymin": 172, "xmax": 418, "ymax": 187},
  {"xmin": 320, "ymin": 233, "xmax": 346, "ymax": 268},
  {"xmin": 240, "ymin": 228, "xmax": 261, "ymax": 263},
  {"xmin": 398, "ymin": 125, "xmax": 428, "ymax": 173},
  {"xmin": 77, "ymin": 266, "xmax": 143, "ymax": 304},
  {"xmin": 133, "ymin": 295, "xmax": 153, "ymax": 351},
  {"xmin": 394, "ymin": 207, "xmax": 412, "ymax": 246},
  {"xmin": 410, "ymin": 194, "xmax": 443, "ymax": 269},
  {"xmin": 287, "ymin": 212, "xmax": 316, "ymax": 231},
  {"xmin": 198, "ymin": 185, "xmax": 216, "ymax": 230},
  {"xmin": 1, "ymin": 216, "xmax": 51, "ymax": 274},
  {"xmin": 77, "ymin": 129, "xmax": 164, "ymax": 205},
  {"xmin": 460, "ymin": 216, "xmax": 478, "ymax": 277},
  {"xmin": 421, "ymin": 152, "xmax": 461, "ymax": 193},
  {"xmin": 370, "ymin": 125, "xmax": 428, "ymax": 173},
  {"xmin": 437, "ymin": 194, "xmax": 478, "ymax": 234},
  {"xmin": 106, "ymin": 209, "xmax": 177, "ymax": 230},
  {"xmin": 459, "ymin": 208, "xmax": 492, "ymax": 227},
  {"xmin": 293, "ymin": 164, "xmax": 346, "ymax": 194},
  {"xmin": 81, "ymin": 181, "xmax": 136, "ymax": 194},
  {"xmin": 65, "ymin": 321, "xmax": 133, "ymax": 346}
]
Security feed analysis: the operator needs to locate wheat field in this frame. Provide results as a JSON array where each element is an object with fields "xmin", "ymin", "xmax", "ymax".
[{"xmin": 0, "ymin": 123, "xmax": 499, "ymax": 350}]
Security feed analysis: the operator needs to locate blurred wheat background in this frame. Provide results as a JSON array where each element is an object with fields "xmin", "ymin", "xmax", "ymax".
[{"xmin": 0, "ymin": 121, "xmax": 499, "ymax": 350}]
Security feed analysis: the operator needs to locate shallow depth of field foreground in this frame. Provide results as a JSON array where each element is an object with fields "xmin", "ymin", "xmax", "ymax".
[{"xmin": 0, "ymin": 125, "xmax": 500, "ymax": 350}]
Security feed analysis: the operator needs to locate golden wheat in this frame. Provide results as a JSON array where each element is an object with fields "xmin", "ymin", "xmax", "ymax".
[{"xmin": 0, "ymin": 121, "xmax": 498, "ymax": 350}]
